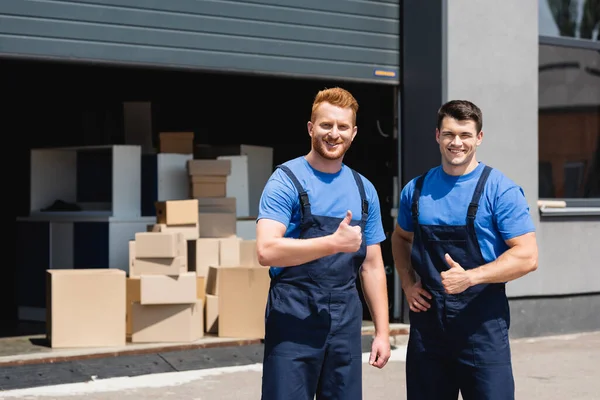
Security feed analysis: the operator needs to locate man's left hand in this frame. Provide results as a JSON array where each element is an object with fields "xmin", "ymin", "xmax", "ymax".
[
  {"xmin": 369, "ymin": 334, "xmax": 391, "ymax": 369},
  {"xmin": 441, "ymin": 253, "xmax": 472, "ymax": 294}
]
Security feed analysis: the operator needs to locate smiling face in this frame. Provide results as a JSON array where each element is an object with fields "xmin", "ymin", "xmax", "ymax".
[
  {"xmin": 436, "ymin": 116, "xmax": 483, "ymax": 175},
  {"xmin": 307, "ymin": 101, "xmax": 357, "ymax": 162}
]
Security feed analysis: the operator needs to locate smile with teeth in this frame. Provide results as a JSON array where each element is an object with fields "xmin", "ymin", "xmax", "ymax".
[
  {"xmin": 325, "ymin": 140, "xmax": 341, "ymax": 148},
  {"xmin": 448, "ymin": 148, "xmax": 464, "ymax": 154}
]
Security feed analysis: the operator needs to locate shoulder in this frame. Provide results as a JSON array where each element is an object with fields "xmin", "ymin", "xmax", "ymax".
[
  {"xmin": 484, "ymin": 167, "xmax": 526, "ymax": 199},
  {"xmin": 345, "ymin": 167, "xmax": 380, "ymax": 204},
  {"xmin": 402, "ymin": 167, "xmax": 441, "ymax": 198}
]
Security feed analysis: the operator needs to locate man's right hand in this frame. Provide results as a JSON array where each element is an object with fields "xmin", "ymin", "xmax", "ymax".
[
  {"xmin": 332, "ymin": 210, "xmax": 362, "ymax": 253},
  {"xmin": 405, "ymin": 281, "xmax": 432, "ymax": 312}
]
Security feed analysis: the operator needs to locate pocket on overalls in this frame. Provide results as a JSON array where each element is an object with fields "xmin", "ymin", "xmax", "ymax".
[{"xmin": 472, "ymin": 316, "xmax": 512, "ymax": 366}]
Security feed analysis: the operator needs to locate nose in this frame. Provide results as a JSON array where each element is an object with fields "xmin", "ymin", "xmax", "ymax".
[
  {"xmin": 450, "ymin": 135, "xmax": 462, "ymax": 146},
  {"xmin": 328, "ymin": 125, "xmax": 341, "ymax": 139}
]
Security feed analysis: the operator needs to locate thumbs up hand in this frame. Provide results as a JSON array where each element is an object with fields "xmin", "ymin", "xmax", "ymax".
[
  {"xmin": 440, "ymin": 253, "xmax": 472, "ymax": 294},
  {"xmin": 332, "ymin": 210, "xmax": 362, "ymax": 253}
]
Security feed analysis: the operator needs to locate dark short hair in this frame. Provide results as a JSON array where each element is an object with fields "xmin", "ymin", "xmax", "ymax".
[{"xmin": 437, "ymin": 100, "xmax": 483, "ymax": 132}]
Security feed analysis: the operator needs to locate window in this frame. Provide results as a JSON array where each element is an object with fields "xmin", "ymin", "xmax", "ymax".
[
  {"xmin": 539, "ymin": 0, "xmax": 600, "ymax": 41},
  {"xmin": 538, "ymin": 44, "xmax": 600, "ymax": 201}
]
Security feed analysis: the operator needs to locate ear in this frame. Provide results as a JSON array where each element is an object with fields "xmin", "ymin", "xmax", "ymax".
[
  {"xmin": 436, "ymin": 128, "xmax": 441, "ymax": 144},
  {"xmin": 476, "ymin": 130, "xmax": 484, "ymax": 146},
  {"xmin": 307, "ymin": 121, "xmax": 314, "ymax": 137},
  {"xmin": 351, "ymin": 126, "xmax": 358, "ymax": 141}
]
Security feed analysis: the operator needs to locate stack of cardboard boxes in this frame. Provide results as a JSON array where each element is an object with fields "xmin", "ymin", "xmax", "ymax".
[
  {"xmin": 127, "ymin": 200, "xmax": 205, "ymax": 343},
  {"xmin": 188, "ymin": 159, "xmax": 237, "ymax": 238},
  {"xmin": 45, "ymin": 156, "xmax": 272, "ymax": 348}
]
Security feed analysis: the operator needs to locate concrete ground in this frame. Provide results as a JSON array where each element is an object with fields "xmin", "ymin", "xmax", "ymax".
[{"xmin": 0, "ymin": 331, "xmax": 598, "ymax": 400}]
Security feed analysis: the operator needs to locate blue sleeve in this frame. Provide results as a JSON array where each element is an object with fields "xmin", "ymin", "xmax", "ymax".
[
  {"xmin": 494, "ymin": 185, "xmax": 536, "ymax": 241},
  {"xmin": 363, "ymin": 179, "xmax": 387, "ymax": 246},
  {"xmin": 257, "ymin": 169, "xmax": 297, "ymax": 228},
  {"xmin": 397, "ymin": 179, "xmax": 416, "ymax": 232}
]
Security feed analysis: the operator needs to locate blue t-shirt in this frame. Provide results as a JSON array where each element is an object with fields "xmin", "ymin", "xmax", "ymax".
[
  {"xmin": 258, "ymin": 156, "xmax": 387, "ymax": 276},
  {"xmin": 397, "ymin": 162, "xmax": 535, "ymax": 263}
]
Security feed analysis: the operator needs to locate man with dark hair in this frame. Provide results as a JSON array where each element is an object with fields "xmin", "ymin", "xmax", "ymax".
[{"xmin": 392, "ymin": 100, "xmax": 539, "ymax": 400}]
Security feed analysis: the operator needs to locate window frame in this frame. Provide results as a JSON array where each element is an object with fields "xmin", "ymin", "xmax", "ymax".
[{"xmin": 538, "ymin": 36, "xmax": 600, "ymax": 216}]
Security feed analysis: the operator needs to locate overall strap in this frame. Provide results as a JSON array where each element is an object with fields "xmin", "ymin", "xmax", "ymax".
[
  {"xmin": 411, "ymin": 171, "xmax": 429, "ymax": 225},
  {"xmin": 350, "ymin": 169, "xmax": 369, "ymax": 225},
  {"xmin": 276, "ymin": 164, "xmax": 313, "ymax": 223},
  {"xmin": 467, "ymin": 165, "xmax": 493, "ymax": 221}
]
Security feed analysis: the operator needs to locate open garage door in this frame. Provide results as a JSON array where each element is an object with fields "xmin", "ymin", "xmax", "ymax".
[{"xmin": 0, "ymin": 0, "xmax": 399, "ymax": 84}]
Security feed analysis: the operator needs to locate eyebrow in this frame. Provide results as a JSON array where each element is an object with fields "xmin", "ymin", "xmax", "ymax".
[{"xmin": 442, "ymin": 130, "xmax": 473, "ymax": 135}]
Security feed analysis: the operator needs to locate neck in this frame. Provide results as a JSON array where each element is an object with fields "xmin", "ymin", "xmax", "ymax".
[
  {"xmin": 305, "ymin": 151, "xmax": 343, "ymax": 174},
  {"xmin": 442, "ymin": 157, "xmax": 479, "ymax": 176}
]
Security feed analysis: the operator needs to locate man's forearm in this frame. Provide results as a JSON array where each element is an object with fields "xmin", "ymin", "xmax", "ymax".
[
  {"xmin": 391, "ymin": 232, "xmax": 417, "ymax": 289},
  {"xmin": 468, "ymin": 239, "xmax": 538, "ymax": 285},
  {"xmin": 257, "ymin": 236, "xmax": 336, "ymax": 267},
  {"xmin": 360, "ymin": 265, "xmax": 389, "ymax": 337}
]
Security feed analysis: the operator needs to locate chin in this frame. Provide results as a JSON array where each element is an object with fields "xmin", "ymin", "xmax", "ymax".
[{"xmin": 316, "ymin": 145, "xmax": 348, "ymax": 161}]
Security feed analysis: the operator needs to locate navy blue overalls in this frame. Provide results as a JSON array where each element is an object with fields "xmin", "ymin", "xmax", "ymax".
[
  {"xmin": 407, "ymin": 165, "xmax": 515, "ymax": 400},
  {"xmin": 261, "ymin": 164, "xmax": 368, "ymax": 400}
]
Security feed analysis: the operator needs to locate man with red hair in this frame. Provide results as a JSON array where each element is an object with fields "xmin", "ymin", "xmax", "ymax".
[{"xmin": 256, "ymin": 87, "xmax": 391, "ymax": 399}]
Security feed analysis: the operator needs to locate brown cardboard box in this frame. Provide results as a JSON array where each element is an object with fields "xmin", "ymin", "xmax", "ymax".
[
  {"xmin": 127, "ymin": 276, "xmax": 205, "ymax": 336},
  {"xmin": 197, "ymin": 197, "xmax": 237, "ymax": 213},
  {"xmin": 189, "ymin": 176, "xmax": 227, "ymax": 198},
  {"xmin": 217, "ymin": 266, "xmax": 270, "ymax": 339},
  {"xmin": 240, "ymin": 240, "xmax": 261, "ymax": 266},
  {"xmin": 140, "ymin": 272, "xmax": 197, "ymax": 305},
  {"xmin": 130, "ymin": 256, "xmax": 187, "ymax": 277},
  {"xmin": 131, "ymin": 300, "xmax": 203, "ymax": 343},
  {"xmin": 159, "ymin": 132, "xmax": 194, "ymax": 154},
  {"xmin": 198, "ymin": 213, "xmax": 236, "ymax": 238},
  {"xmin": 47, "ymin": 269, "xmax": 126, "ymax": 348},
  {"xmin": 205, "ymin": 294, "xmax": 218, "ymax": 334},
  {"xmin": 187, "ymin": 238, "xmax": 220, "ymax": 277},
  {"xmin": 155, "ymin": 199, "xmax": 199, "ymax": 226},
  {"xmin": 134, "ymin": 232, "xmax": 186, "ymax": 258},
  {"xmin": 196, "ymin": 276, "xmax": 206, "ymax": 302},
  {"xmin": 126, "ymin": 277, "xmax": 141, "ymax": 336},
  {"xmin": 219, "ymin": 236, "xmax": 242, "ymax": 266},
  {"xmin": 147, "ymin": 223, "xmax": 199, "ymax": 241},
  {"xmin": 187, "ymin": 159, "xmax": 231, "ymax": 176},
  {"xmin": 220, "ymin": 238, "xmax": 260, "ymax": 266}
]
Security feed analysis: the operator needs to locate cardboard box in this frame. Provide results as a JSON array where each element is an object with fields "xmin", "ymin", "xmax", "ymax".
[
  {"xmin": 190, "ymin": 176, "xmax": 227, "ymax": 198},
  {"xmin": 130, "ymin": 256, "xmax": 187, "ymax": 277},
  {"xmin": 47, "ymin": 269, "xmax": 126, "ymax": 348},
  {"xmin": 148, "ymin": 223, "xmax": 199, "ymax": 241},
  {"xmin": 159, "ymin": 132, "xmax": 194, "ymax": 154},
  {"xmin": 131, "ymin": 300, "xmax": 204, "ymax": 343},
  {"xmin": 155, "ymin": 199, "xmax": 199, "ymax": 226},
  {"xmin": 220, "ymin": 238, "xmax": 260, "ymax": 266},
  {"xmin": 127, "ymin": 276, "xmax": 206, "ymax": 336},
  {"xmin": 134, "ymin": 232, "xmax": 186, "ymax": 258},
  {"xmin": 197, "ymin": 197, "xmax": 237, "ymax": 213},
  {"xmin": 187, "ymin": 238, "xmax": 220, "ymax": 277},
  {"xmin": 218, "ymin": 266, "xmax": 270, "ymax": 339},
  {"xmin": 199, "ymin": 213, "xmax": 236, "ymax": 238},
  {"xmin": 140, "ymin": 272, "xmax": 197, "ymax": 305},
  {"xmin": 205, "ymin": 294, "xmax": 218, "ymax": 334},
  {"xmin": 187, "ymin": 159, "xmax": 231, "ymax": 176}
]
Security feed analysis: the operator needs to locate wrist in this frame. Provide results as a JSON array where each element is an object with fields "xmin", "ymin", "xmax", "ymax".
[
  {"xmin": 323, "ymin": 234, "xmax": 339, "ymax": 255},
  {"xmin": 466, "ymin": 268, "xmax": 482, "ymax": 286},
  {"xmin": 374, "ymin": 326, "xmax": 390, "ymax": 339}
]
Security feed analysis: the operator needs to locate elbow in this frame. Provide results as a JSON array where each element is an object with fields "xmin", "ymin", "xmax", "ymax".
[
  {"xmin": 256, "ymin": 243, "xmax": 273, "ymax": 267},
  {"xmin": 526, "ymin": 252, "xmax": 539, "ymax": 273}
]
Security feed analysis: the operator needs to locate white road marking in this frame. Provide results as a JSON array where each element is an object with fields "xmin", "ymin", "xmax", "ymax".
[{"xmin": 0, "ymin": 346, "xmax": 407, "ymax": 398}]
